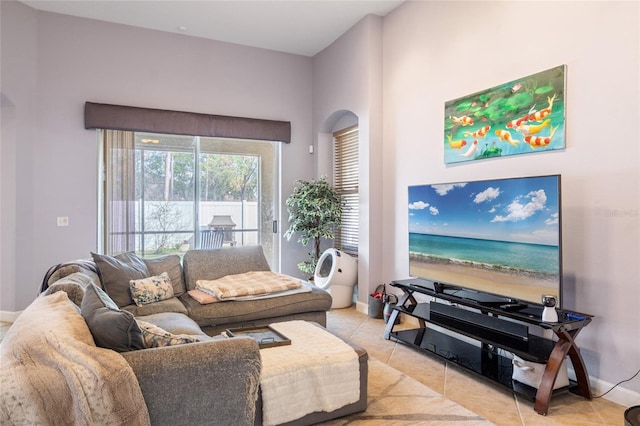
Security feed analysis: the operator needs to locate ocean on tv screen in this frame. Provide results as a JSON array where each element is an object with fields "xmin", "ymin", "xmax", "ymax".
[{"xmin": 408, "ymin": 174, "xmax": 561, "ymax": 306}]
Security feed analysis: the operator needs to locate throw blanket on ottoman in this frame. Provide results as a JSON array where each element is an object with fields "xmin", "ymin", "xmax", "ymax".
[
  {"xmin": 196, "ymin": 271, "xmax": 302, "ymax": 300},
  {"xmin": 259, "ymin": 321, "xmax": 360, "ymax": 426},
  {"xmin": 0, "ymin": 292, "xmax": 150, "ymax": 426}
]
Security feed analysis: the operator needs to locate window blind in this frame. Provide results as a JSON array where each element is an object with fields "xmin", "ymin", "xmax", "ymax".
[{"xmin": 333, "ymin": 125, "xmax": 359, "ymax": 255}]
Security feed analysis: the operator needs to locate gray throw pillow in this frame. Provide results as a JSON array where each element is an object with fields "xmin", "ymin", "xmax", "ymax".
[
  {"xmin": 143, "ymin": 254, "xmax": 186, "ymax": 296},
  {"xmin": 81, "ymin": 283, "xmax": 144, "ymax": 352},
  {"xmin": 91, "ymin": 251, "xmax": 149, "ymax": 307}
]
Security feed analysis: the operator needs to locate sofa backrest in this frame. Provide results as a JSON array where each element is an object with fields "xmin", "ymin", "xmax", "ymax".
[
  {"xmin": 41, "ymin": 260, "xmax": 101, "ymax": 293},
  {"xmin": 182, "ymin": 246, "xmax": 271, "ymax": 291}
]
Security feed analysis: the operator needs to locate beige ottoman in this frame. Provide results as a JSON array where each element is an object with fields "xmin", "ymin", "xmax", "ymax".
[{"xmin": 253, "ymin": 321, "xmax": 368, "ymax": 426}]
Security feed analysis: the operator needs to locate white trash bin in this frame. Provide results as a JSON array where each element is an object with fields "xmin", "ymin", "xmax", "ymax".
[{"xmin": 314, "ymin": 248, "xmax": 358, "ymax": 309}]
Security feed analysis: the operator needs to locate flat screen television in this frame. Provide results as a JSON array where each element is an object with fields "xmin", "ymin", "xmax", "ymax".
[{"xmin": 408, "ymin": 174, "xmax": 562, "ymax": 308}]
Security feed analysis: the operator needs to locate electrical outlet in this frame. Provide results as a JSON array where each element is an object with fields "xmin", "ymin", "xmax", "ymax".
[{"xmin": 57, "ymin": 216, "xmax": 69, "ymax": 227}]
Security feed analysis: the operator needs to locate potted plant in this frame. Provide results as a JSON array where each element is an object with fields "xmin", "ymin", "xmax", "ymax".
[{"xmin": 284, "ymin": 176, "xmax": 342, "ymax": 276}]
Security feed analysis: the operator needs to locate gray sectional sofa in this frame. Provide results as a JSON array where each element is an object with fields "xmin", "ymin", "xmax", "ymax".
[
  {"xmin": 32, "ymin": 245, "xmax": 366, "ymax": 425},
  {"xmin": 40, "ymin": 245, "xmax": 332, "ymax": 335}
]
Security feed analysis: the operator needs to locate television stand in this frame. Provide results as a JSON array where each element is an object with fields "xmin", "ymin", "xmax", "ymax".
[{"xmin": 383, "ymin": 279, "xmax": 593, "ymax": 416}]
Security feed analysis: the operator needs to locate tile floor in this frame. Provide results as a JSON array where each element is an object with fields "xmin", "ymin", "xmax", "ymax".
[
  {"xmin": 326, "ymin": 306, "xmax": 626, "ymax": 426},
  {"xmin": 0, "ymin": 307, "xmax": 628, "ymax": 425}
]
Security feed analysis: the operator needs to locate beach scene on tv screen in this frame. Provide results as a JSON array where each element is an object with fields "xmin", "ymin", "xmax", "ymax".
[{"xmin": 408, "ymin": 175, "xmax": 560, "ymax": 305}]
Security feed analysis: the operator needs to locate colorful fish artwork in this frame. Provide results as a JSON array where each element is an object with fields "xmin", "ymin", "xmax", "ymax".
[
  {"xmin": 495, "ymin": 129, "xmax": 521, "ymax": 147},
  {"xmin": 528, "ymin": 94, "xmax": 556, "ymax": 122},
  {"xmin": 443, "ymin": 65, "xmax": 566, "ymax": 164},
  {"xmin": 505, "ymin": 106, "xmax": 535, "ymax": 129},
  {"xmin": 525, "ymin": 126, "xmax": 559, "ymax": 149},
  {"xmin": 463, "ymin": 125, "xmax": 491, "ymax": 138},
  {"xmin": 447, "ymin": 134, "xmax": 467, "ymax": 149},
  {"xmin": 449, "ymin": 115, "xmax": 474, "ymax": 126},
  {"xmin": 462, "ymin": 140, "xmax": 479, "ymax": 157},
  {"xmin": 516, "ymin": 119, "xmax": 551, "ymax": 135}
]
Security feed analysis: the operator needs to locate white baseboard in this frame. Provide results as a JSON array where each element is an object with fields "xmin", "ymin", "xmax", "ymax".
[
  {"xmin": 0, "ymin": 310, "xmax": 21, "ymax": 323},
  {"xmin": 585, "ymin": 373, "xmax": 640, "ymax": 408},
  {"xmin": 355, "ymin": 301, "xmax": 368, "ymax": 316}
]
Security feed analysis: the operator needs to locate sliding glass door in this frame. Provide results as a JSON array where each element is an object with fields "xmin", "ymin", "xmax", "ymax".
[{"xmin": 101, "ymin": 130, "xmax": 280, "ymax": 268}]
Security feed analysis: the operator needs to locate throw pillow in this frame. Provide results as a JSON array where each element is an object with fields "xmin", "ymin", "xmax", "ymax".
[
  {"xmin": 91, "ymin": 251, "xmax": 149, "ymax": 307},
  {"xmin": 136, "ymin": 319, "xmax": 199, "ymax": 348},
  {"xmin": 81, "ymin": 283, "xmax": 145, "ymax": 352},
  {"xmin": 143, "ymin": 254, "xmax": 186, "ymax": 296},
  {"xmin": 129, "ymin": 272, "xmax": 174, "ymax": 306}
]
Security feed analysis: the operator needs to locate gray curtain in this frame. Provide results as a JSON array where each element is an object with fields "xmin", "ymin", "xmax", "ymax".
[{"xmin": 103, "ymin": 130, "xmax": 136, "ymax": 254}]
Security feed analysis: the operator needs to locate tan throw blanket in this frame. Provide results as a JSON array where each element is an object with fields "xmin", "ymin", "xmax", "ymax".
[
  {"xmin": 0, "ymin": 292, "xmax": 150, "ymax": 426},
  {"xmin": 259, "ymin": 321, "xmax": 360, "ymax": 426},
  {"xmin": 196, "ymin": 271, "xmax": 302, "ymax": 300}
]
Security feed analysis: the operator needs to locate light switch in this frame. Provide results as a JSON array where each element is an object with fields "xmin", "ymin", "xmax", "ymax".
[{"xmin": 57, "ymin": 216, "xmax": 69, "ymax": 227}]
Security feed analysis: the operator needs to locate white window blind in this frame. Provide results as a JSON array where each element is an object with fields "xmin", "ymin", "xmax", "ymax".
[{"xmin": 334, "ymin": 125, "xmax": 359, "ymax": 255}]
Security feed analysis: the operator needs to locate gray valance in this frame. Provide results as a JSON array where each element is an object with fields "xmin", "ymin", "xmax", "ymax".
[{"xmin": 84, "ymin": 102, "xmax": 291, "ymax": 143}]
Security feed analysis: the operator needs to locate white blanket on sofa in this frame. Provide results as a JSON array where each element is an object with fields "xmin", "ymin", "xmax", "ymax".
[
  {"xmin": 196, "ymin": 270, "xmax": 303, "ymax": 300},
  {"xmin": 0, "ymin": 292, "xmax": 150, "ymax": 426},
  {"xmin": 259, "ymin": 321, "xmax": 360, "ymax": 426}
]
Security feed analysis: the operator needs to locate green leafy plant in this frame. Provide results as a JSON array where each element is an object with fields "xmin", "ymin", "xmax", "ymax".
[{"xmin": 284, "ymin": 176, "xmax": 342, "ymax": 275}]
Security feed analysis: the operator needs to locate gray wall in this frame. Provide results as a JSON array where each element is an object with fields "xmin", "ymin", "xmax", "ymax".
[
  {"xmin": 0, "ymin": 1, "xmax": 314, "ymax": 311},
  {"xmin": 312, "ymin": 0, "xmax": 639, "ymax": 405},
  {"xmin": 381, "ymin": 0, "xmax": 639, "ymax": 401},
  {"xmin": 312, "ymin": 15, "xmax": 384, "ymax": 309}
]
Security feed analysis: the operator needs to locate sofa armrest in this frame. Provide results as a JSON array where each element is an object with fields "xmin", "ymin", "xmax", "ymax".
[{"xmin": 121, "ymin": 337, "xmax": 261, "ymax": 426}]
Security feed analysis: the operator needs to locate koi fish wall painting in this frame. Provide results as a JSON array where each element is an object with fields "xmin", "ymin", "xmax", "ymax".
[{"xmin": 443, "ymin": 65, "xmax": 566, "ymax": 164}]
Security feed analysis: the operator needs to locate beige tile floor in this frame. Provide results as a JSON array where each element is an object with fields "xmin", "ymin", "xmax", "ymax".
[
  {"xmin": 0, "ymin": 308, "xmax": 627, "ymax": 425},
  {"xmin": 325, "ymin": 306, "xmax": 627, "ymax": 426}
]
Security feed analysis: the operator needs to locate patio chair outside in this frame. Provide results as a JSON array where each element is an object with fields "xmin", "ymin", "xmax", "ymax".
[{"xmin": 200, "ymin": 229, "xmax": 224, "ymax": 249}]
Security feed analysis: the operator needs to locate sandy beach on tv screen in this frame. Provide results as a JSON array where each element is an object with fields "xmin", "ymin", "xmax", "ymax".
[{"xmin": 409, "ymin": 260, "xmax": 558, "ymax": 304}]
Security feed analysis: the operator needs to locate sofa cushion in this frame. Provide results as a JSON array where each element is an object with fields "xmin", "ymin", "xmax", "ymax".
[
  {"xmin": 143, "ymin": 254, "xmax": 186, "ymax": 296},
  {"xmin": 129, "ymin": 272, "xmax": 174, "ymax": 306},
  {"xmin": 183, "ymin": 246, "xmax": 271, "ymax": 291},
  {"xmin": 81, "ymin": 283, "xmax": 145, "ymax": 352},
  {"xmin": 91, "ymin": 252, "xmax": 149, "ymax": 308},
  {"xmin": 181, "ymin": 281, "xmax": 332, "ymax": 329},
  {"xmin": 136, "ymin": 320, "xmax": 199, "ymax": 348},
  {"xmin": 135, "ymin": 312, "xmax": 211, "ymax": 340},
  {"xmin": 122, "ymin": 296, "xmax": 188, "ymax": 317}
]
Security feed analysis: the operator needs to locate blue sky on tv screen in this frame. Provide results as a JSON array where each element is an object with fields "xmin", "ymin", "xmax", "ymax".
[{"xmin": 408, "ymin": 175, "xmax": 560, "ymax": 247}]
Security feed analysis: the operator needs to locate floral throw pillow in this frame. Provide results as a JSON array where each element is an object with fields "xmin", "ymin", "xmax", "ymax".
[
  {"xmin": 129, "ymin": 272, "xmax": 174, "ymax": 306},
  {"xmin": 136, "ymin": 320, "xmax": 199, "ymax": 348}
]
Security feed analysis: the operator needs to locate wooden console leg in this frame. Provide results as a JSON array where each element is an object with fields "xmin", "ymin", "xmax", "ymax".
[
  {"xmin": 535, "ymin": 339, "xmax": 571, "ymax": 415},
  {"xmin": 534, "ymin": 328, "xmax": 592, "ymax": 415}
]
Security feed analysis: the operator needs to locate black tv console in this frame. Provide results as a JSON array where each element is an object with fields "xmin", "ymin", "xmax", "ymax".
[{"xmin": 383, "ymin": 278, "xmax": 593, "ymax": 416}]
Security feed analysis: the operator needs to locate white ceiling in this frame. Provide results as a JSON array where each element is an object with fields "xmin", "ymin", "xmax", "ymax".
[{"xmin": 20, "ymin": 0, "xmax": 404, "ymax": 57}]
